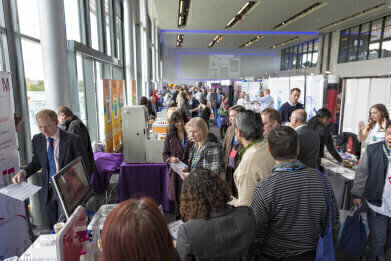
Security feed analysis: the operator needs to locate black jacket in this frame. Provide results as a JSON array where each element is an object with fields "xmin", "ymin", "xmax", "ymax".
[
  {"xmin": 312, "ymin": 121, "xmax": 343, "ymax": 163},
  {"xmin": 296, "ymin": 125, "xmax": 320, "ymax": 168},
  {"xmin": 63, "ymin": 115, "xmax": 96, "ymax": 175}
]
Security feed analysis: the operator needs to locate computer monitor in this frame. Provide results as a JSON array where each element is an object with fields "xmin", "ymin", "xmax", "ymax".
[{"xmin": 52, "ymin": 156, "xmax": 93, "ymax": 220}]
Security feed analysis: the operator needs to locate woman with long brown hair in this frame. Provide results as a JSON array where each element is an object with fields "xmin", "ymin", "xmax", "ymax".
[
  {"xmin": 101, "ymin": 198, "xmax": 180, "ymax": 261},
  {"xmin": 176, "ymin": 169, "xmax": 254, "ymax": 260},
  {"xmin": 358, "ymin": 104, "xmax": 390, "ymax": 153}
]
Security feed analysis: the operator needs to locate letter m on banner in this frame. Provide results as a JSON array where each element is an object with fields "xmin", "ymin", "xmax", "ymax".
[{"xmin": 2, "ymin": 77, "xmax": 10, "ymax": 92}]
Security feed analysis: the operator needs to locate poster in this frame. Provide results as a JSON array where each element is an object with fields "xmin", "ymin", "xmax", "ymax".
[
  {"xmin": 131, "ymin": 80, "xmax": 137, "ymax": 105},
  {"xmin": 111, "ymin": 80, "xmax": 120, "ymax": 151},
  {"xmin": 103, "ymin": 79, "xmax": 113, "ymax": 153},
  {"xmin": 268, "ymin": 77, "xmax": 290, "ymax": 110},
  {"xmin": 0, "ymin": 71, "xmax": 30, "ymax": 259},
  {"xmin": 117, "ymin": 80, "xmax": 126, "ymax": 145},
  {"xmin": 305, "ymin": 75, "xmax": 325, "ymax": 120}
]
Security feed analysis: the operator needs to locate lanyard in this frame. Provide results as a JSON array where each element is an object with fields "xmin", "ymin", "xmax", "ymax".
[
  {"xmin": 382, "ymin": 142, "xmax": 391, "ymax": 162},
  {"xmin": 179, "ymin": 136, "xmax": 187, "ymax": 150},
  {"xmin": 273, "ymin": 164, "xmax": 306, "ymax": 172},
  {"xmin": 191, "ymin": 145, "xmax": 202, "ymax": 170}
]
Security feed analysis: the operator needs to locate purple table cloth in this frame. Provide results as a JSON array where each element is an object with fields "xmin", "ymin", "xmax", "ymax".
[
  {"xmin": 90, "ymin": 152, "xmax": 124, "ymax": 194},
  {"xmin": 116, "ymin": 163, "xmax": 172, "ymax": 211}
]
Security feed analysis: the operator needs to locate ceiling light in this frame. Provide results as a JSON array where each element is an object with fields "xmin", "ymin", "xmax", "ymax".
[
  {"xmin": 317, "ymin": 4, "xmax": 387, "ymax": 31},
  {"xmin": 239, "ymin": 35, "xmax": 264, "ymax": 48},
  {"xmin": 325, "ymin": 71, "xmax": 331, "ymax": 74},
  {"xmin": 225, "ymin": 1, "xmax": 259, "ymax": 29},
  {"xmin": 178, "ymin": 0, "xmax": 191, "ymax": 27},
  {"xmin": 273, "ymin": 3, "xmax": 327, "ymax": 30},
  {"xmin": 176, "ymin": 34, "xmax": 184, "ymax": 47},
  {"xmin": 269, "ymin": 37, "xmax": 300, "ymax": 49},
  {"xmin": 208, "ymin": 35, "xmax": 224, "ymax": 48}
]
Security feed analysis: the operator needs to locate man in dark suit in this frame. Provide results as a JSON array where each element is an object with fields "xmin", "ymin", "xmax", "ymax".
[
  {"xmin": 56, "ymin": 106, "xmax": 95, "ymax": 177},
  {"xmin": 279, "ymin": 88, "xmax": 304, "ymax": 123},
  {"xmin": 290, "ymin": 109, "xmax": 320, "ymax": 168},
  {"xmin": 13, "ymin": 109, "xmax": 89, "ymax": 228}
]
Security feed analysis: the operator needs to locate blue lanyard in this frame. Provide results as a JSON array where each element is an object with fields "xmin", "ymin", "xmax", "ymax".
[{"xmin": 273, "ymin": 164, "xmax": 306, "ymax": 172}]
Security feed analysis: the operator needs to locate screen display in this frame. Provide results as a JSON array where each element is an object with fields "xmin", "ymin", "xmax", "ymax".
[{"xmin": 54, "ymin": 158, "xmax": 91, "ymax": 217}]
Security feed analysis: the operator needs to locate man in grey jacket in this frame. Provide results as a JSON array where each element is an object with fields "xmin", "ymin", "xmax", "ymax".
[
  {"xmin": 290, "ymin": 109, "xmax": 320, "ymax": 168},
  {"xmin": 351, "ymin": 121, "xmax": 391, "ymax": 260}
]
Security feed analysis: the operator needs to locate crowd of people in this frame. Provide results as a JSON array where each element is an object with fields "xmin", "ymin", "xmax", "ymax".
[{"xmin": 12, "ymin": 83, "xmax": 391, "ymax": 260}]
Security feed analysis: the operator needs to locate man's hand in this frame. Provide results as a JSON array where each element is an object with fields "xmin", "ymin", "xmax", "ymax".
[
  {"xmin": 173, "ymin": 240, "xmax": 177, "ymax": 248},
  {"xmin": 12, "ymin": 171, "xmax": 25, "ymax": 184},
  {"xmin": 180, "ymin": 169, "xmax": 190, "ymax": 180},
  {"xmin": 170, "ymin": 157, "xmax": 180, "ymax": 164},
  {"xmin": 353, "ymin": 198, "xmax": 362, "ymax": 208}
]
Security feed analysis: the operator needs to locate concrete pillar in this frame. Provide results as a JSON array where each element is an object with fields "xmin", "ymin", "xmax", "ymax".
[{"xmin": 37, "ymin": 0, "xmax": 70, "ymax": 109}]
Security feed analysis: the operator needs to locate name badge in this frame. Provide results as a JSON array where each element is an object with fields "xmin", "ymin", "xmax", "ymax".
[{"xmin": 228, "ymin": 149, "xmax": 237, "ymax": 168}]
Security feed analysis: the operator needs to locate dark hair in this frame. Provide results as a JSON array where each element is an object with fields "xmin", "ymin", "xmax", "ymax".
[
  {"xmin": 290, "ymin": 88, "xmax": 301, "ymax": 94},
  {"xmin": 228, "ymin": 105, "xmax": 245, "ymax": 114},
  {"xmin": 307, "ymin": 108, "xmax": 333, "ymax": 130},
  {"xmin": 200, "ymin": 98, "xmax": 208, "ymax": 105},
  {"xmin": 179, "ymin": 92, "xmax": 187, "ymax": 101},
  {"xmin": 56, "ymin": 106, "xmax": 73, "ymax": 117},
  {"xmin": 235, "ymin": 110, "xmax": 264, "ymax": 141},
  {"xmin": 261, "ymin": 108, "xmax": 282, "ymax": 125},
  {"xmin": 168, "ymin": 110, "xmax": 188, "ymax": 136},
  {"xmin": 14, "ymin": 113, "xmax": 23, "ymax": 127},
  {"xmin": 180, "ymin": 169, "xmax": 231, "ymax": 221},
  {"xmin": 367, "ymin": 104, "xmax": 390, "ymax": 132},
  {"xmin": 268, "ymin": 126, "xmax": 298, "ymax": 161},
  {"xmin": 140, "ymin": 96, "xmax": 148, "ymax": 106},
  {"xmin": 386, "ymin": 120, "xmax": 391, "ymax": 130},
  {"xmin": 101, "ymin": 198, "xmax": 179, "ymax": 261}
]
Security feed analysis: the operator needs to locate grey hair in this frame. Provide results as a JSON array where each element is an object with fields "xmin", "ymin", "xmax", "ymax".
[{"xmin": 235, "ymin": 110, "xmax": 264, "ymax": 141}]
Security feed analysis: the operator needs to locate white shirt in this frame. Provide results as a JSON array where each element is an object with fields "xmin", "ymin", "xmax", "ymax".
[
  {"xmin": 257, "ymin": 95, "xmax": 274, "ymax": 112},
  {"xmin": 47, "ymin": 128, "xmax": 61, "ymax": 173},
  {"xmin": 367, "ymin": 162, "xmax": 391, "ymax": 217},
  {"xmin": 236, "ymin": 98, "xmax": 246, "ymax": 106}
]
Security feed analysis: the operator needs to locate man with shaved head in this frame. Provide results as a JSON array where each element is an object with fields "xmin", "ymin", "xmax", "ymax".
[{"xmin": 290, "ymin": 109, "xmax": 320, "ymax": 168}]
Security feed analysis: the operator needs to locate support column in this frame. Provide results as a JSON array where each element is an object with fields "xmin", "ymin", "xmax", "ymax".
[{"xmin": 37, "ymin": 0, "xmax": 70, "ymax": 109}]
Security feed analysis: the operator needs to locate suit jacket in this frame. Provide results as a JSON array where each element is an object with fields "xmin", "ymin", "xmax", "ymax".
[
  {"xmin": 162, "ymin": 132, "xmax": 193, "ymax": 201},
  {"xmin": 296, "ymin": 125, "xmax": 320, "ymax": 169},
  {"xmin": 222, "ymin": 126, "xmax": 244, "ymax": 195},
  {"xmin": 24, "ymin": 129, "xmax": 90, "ymax": 205},
  {"xmin": 176, "ymin": 205, "xmax": 255, "ymax": 261},
  {"xmin": 63, "ymin": 115, "xmax": 96, "ymax": 175}
]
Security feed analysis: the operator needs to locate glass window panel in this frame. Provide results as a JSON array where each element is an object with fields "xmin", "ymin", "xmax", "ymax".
[
  {"xmin": 17, "ymin": 0, "xmax": 40, "ymax": 39},
  {"xmin": 357, "ymin": 23, "xmax": 370, "ymax": 61},
  {"xmin": 302, "ymin": 42, "xmax": 308, "ymax": 54},
  {"xmin": 381, "ymin": 40, "xmax": 391, "ymax": 58},
  {"xmin": 312, "ymin": 52, "xmax": 318, "ymax": 66},
  {"xmin": 308, "ymin": 41, "xmax": 313, "ymax": 52},
  {"xmin": 338, "ymin": 29, "xmax": 349, "ymax": 63},
  {"xmin": 348, "ymin": 26, "xmax": 359, "ymax": 62},
  {"xmin": 105, "ymin": 0, "xmax": 111, "ymax": 55},
  {"xmin": 370, "ymin": 18, "xmax": 383, "ymax": 42},
  {"xmin": 383, "ymin": 16, "xmax": 391, "ymax": 39},
  {"xmin": 0, "ymin": 35, "xmax": 5, "ymax": 71},
  {"xmin": 76, "ymin": 55, "xmax": 87, "ymax": 125},
  {"xmin": 21, "ymin": 39, "xmax": 45, "ymax": 136},
  {"xmin": 368, "ymin": 42, "xmax": 380, "ymax": 59},
  {"xmin": 115, "ymin": 15, "xmax": 122, "ymax": 59},
  {"xmin": 95, "ymin": 62, "xmax": 105, "ymax": 141},
  {"xmin": 313, "ymin": 40, "xmax": 319, "ymax": 51},
  {"xmin": 0, "ymin": 1, "xmax": 5, "ymax": 27},
  {"xmin": 307, "ymin": 53, "xmax": 312, "ymax": 67},
  {"xmin": 89, "ymin": 0, "xmax": 99, "ymax": 50},
  {"xmin": 64, "ymin": 0, "xmax": 80, "ymax": 41}
]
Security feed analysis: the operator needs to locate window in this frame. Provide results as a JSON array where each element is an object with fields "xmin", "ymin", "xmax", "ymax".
[
  {"xmin": 17, "ymin": 0, "xmax": 40, "ymax": 39},
  {"xmin": 76, "ymin": 55, "xmax": 87, "ymax": 125},
  {"xmin": 64, "ymin": 0, "xmax": 81, "ymax": 42},
  {"xmin": 280, "ymin": 38, "xmax": 318, "ymax": 71},
  {"xmin": 104, "ymin": 0, "xmax": 111, "ymax": 55},
  {"xmin": 115, "ymin": 15, "xmax": 123, "ymax": 60},
  {"xmin": 89, "ymin": 0, "xmax": 99, "ymax": 50},
  {"xmin": 21, "ymin": 39, "xmax": 45, "ymax": 136},
  {"xmin": 312, "ymin": 40, "xmax": 318, "ymax": 66},
  {"xmin": 339, "ymin": 15, "xmax": 391, "ymax": 63},
  {"xmin": 95, "ymin": 62, "xmax": 105, "ymax": 141}
]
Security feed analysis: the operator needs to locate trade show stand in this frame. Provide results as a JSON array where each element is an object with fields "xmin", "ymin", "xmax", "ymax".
[{"xmin": 320, "ymin": 158, "xmax": 355, "ymax": 210}]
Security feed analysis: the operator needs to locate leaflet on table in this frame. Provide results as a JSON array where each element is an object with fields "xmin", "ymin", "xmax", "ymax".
[
  {"xmin": 0, "ymin": 182, "xmax": 41, "ymax": 201},
  {"xmin": 170, "ymin": 161, "xmax": 188, "ymax": 175},
  {"xmin": 168, "ymin": 220, "xmax": 184, "ymax": 240}
]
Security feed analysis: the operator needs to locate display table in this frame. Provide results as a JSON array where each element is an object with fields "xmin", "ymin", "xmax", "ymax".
[
  {"xmin": 320, "ymin": 158, "xmax": 355, "ymax": 210},
  {"xmin": 90, "ymin": 152, "xmax": 123, "ymax": 194},
  {"xmin": 116, "ymin": 163, "xmax": 172, "ymax": 211}
]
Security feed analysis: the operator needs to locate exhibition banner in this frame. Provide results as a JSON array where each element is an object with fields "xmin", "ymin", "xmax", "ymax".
[
  {"xmin": 103, "ymin": 79, "xmax": 113, "ymax": 153},
  {"xmin": 118, "ymin": 80, "xmax": 126, "ymax": 144},
  {"xmin": 132, "ymin": 80, "xmax": 137, "ymax": 105},
  {"xmin": 0, "ymin": 71, "xmax": 30, "ymax": 259},
  {"xmin": 111, "ymin": 80, "xmax": 120, "ymax": 151}
]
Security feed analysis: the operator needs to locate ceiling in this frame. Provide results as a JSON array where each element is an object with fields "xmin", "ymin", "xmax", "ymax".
[{"xmin": 154, "ymin": 0, "xmax": 391, "ymax": 50}]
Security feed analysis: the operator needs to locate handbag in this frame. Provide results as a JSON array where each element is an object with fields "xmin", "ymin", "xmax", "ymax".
[
  {"xmin": 336, "ymin": 205, "xmax": 368, "ymax": 256},
  {"xmin": 315, "ymin": 169, "xmax": 336, "ymax": 261},
  {"xmin": 218, "ymin": 107, "xmax": 227, "ymax": 117}
]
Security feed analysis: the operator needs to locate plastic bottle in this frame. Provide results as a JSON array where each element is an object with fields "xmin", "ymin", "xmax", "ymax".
[{"xmin": 79, "ymin": 249, "xmax": 86, "ymax": 261}]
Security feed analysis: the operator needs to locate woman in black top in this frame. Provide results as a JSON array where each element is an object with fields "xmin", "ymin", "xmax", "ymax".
[
  {"xmin": 199, "ymin": 98, "xmax": 211, "ymax": 129},
  {"xmin": 308, "ymin": 108, "xmax": 343, "ymax": 164}
]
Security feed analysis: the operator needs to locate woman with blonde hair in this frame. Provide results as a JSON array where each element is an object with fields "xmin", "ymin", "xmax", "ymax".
[
  {"xmin": 358, "ymin": 104, "xmax": 390, "ymax": 153},
  {"xmin": 180, "ymin": 117, "xmax": 223, "ymax": 179}
]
